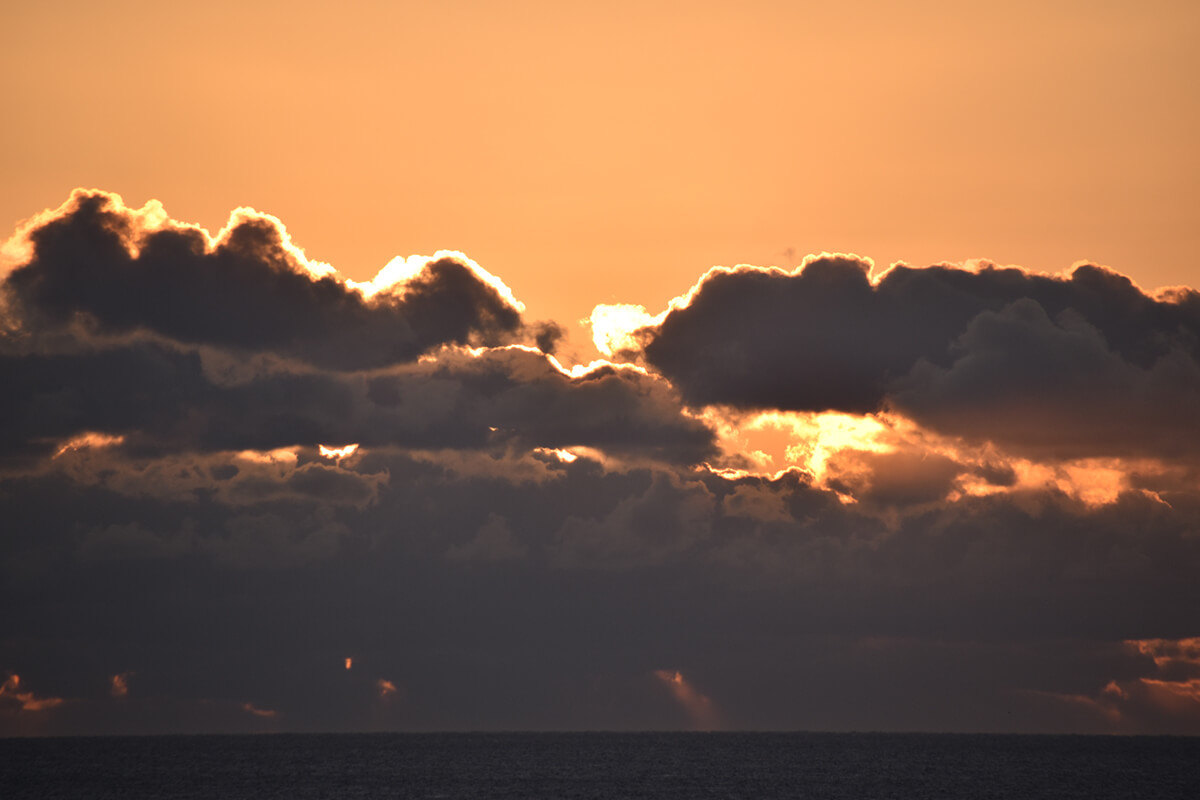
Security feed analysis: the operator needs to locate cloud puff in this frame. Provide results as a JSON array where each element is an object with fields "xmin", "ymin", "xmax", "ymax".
[
  {"xmin": 2, "ymin": 190, "xmax": 527, "ymax": 369},
  {"xmin": 631, "ymin": 255, "xmax": 1200, "ymax": 461}
]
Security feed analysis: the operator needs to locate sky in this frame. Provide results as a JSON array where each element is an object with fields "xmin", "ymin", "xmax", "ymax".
[{"xmin": 1, "ymin": 0, "xmax": 1199, "ymax": 736}]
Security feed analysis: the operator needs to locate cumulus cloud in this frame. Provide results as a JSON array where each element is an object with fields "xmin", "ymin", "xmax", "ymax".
[
  {"xmin": 3, "ymin": 194, "xmax": 1200, "ymax": 736},
  {"xmin": 0, "ymin": 191, "xmax": 716, "ymax": 467},
  {"xmin": 628, "ymin": 255, "xmax": 1200, "ymax": 462},
  {"xmin": 2, "ymin": 190, "xmax": 531, "ymax": 368}
]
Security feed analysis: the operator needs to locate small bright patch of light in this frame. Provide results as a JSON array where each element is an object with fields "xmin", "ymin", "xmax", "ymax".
[
  {"xmin": 588, "ymin": 304, "xmax": 660, "ymax": 357},
  {"xmin": 236, "ymin": 448, "xmax": 298, "ymax": 466},
  {"xmin": 53, "ymin": 432, "xmax": 125, "ymax": 459},
  {"xmin": 318, "ymin": 443, "xmax": 360, "ymax": 460},
  {"xmin": 534, "ymin": 447, "xmax": 578, "ymax": 463}
]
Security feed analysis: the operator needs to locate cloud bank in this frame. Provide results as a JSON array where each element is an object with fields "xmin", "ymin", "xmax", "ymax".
[
  {"xmin": 2, "ymin": 192, "xmax": 1198, "ymax": 736},
  {"xmin": 631, "ymin": 255, "xmax": 1200, "ymax": 461}
]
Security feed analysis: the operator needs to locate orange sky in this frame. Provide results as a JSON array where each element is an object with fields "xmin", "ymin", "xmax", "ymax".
[{"xmin": 3, "ymin": 0, "xmax": 1197, "ymax": 358}]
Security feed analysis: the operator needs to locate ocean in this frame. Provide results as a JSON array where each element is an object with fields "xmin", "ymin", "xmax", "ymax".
[{"xmin": 2, "ymin": 731, "xmax": 1196, "ymax": 799}]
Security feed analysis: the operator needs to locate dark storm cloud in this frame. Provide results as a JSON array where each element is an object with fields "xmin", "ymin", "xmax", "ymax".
[
  {"xmin": 637, "ymin": 256, "xmax": 1200, "ymax": 459},
  {"xmin": 2, "ymin": 190, "xmax": 529, "ymax": 368}
]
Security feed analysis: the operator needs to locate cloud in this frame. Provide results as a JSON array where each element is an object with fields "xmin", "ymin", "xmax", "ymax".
[
  {"xmin": 110, "ymin": 672, "xmax": 132, "ymax": 698},
  {"xmin": 3, "ymin": 445, "xmax": 1200, "ymax": 734},
  {"xmin": 824, "ymin": 448, "xmax": 963, "ymax": 508},
  {"xmin": 0, "ymin": 326, "xmax": 712, "ymax": 470},
  {"xmin": 550, "ymin": 469, "xmax": 717, "ymax": 569},
  {"xmin": 1127, "ymin": 637, "xmax": 1200, "ymax": 674},
  {"xmin": 241, "ymin": 702, "xmax": 279, "ymax": 718},
  {"xmin": 627, "ymin": 255, "xmax": 1200, "ymax": 462},
  {"xmin": 0, "ymin": 192, "xmax": 714, "ymax": 468},
  {"xmin": 361, "ymin": 348, "xmax": 716, "ymax": 464},
  {"xmin": 4, "ymin": 193, "xmax": 1200, "ymax": 735},
  {"xmin": 2, "ymin": 190, "xmax": 531, "ymax": 368},
  {"xmin": 446, "ymin": 514, "xmax": 528, "ymax": 561},
  {"xmin": 892, "ymin": 298, "xmax": 1200, "ymax": 461},
  {"xmin": 653, "ymin": 669, "xmax": 718, "ymax": 730},
  {"xmin": 1022, "ymin": 637, "xmax": 1200, "ymax": 733},
  {"xmin": 0, "ymin": 673, "xmax": 64, "ymax": 712}
]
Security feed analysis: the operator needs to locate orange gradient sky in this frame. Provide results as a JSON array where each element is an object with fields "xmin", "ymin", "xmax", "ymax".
[{"xmin": 3, "ymin": 0, "xmax": 1198, "ymax": 357}]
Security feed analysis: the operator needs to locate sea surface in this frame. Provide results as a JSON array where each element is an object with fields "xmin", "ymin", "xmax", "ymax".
[{"xmin": 2, "ymin": 731, "xmax": 1197, "ymax": 799}]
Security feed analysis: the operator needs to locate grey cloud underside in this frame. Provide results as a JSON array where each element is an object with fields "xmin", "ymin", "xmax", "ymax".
[
  {"xmin": 3, "ymin": 453, "xmax": 1199, "ymax": 734},
  {"xmin": 3, "ymin": 192, "xmax": 526, "ymax": 369},
  {"xmin": 641, "ymin": 257, "xmax": 1200, "ymax": 459},
  {"xmin": 0, "ymin": 341, "xmax": 714, "ymax": 464}
]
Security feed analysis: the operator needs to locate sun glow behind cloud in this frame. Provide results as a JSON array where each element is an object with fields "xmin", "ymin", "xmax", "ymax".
[
  {"xmin": 702, "ymin": 409, "xmax": 898, "ymax": 479},
  {"xmin": 236, "ymin": 448, "xmax": 299, "ymax": 466},
  {"xmin": 534, "ymin": 447, "xmax": 578, "ymax": 463},
  {"xmin": 777, "ymin": 412, "xmax": 895, "ymax": 478},
  {"xmin": 588, "ymin": 304, "xmax": 661, "ymax": 357},
  {"xmin": 701, "ymin": 407, "xmax": 1174, "ymax": 511},
  {"xmin": 319, "ymin": 443, "xmax": 360, "ymax": 461}
]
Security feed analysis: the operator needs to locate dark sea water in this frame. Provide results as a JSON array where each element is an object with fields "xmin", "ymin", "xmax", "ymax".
[{"xmin": 2, "ymin": 732, "xmax": 1197, "ymax": 799}]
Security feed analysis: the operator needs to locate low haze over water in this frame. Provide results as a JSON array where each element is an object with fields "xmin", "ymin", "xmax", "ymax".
[{"xmin": 3, "ymin": 732, "xmax": 1197, "ymax": 799}]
